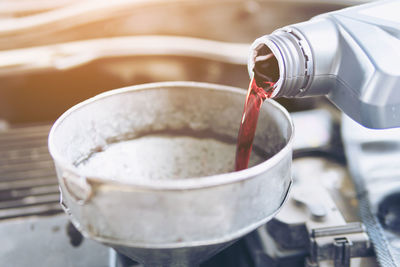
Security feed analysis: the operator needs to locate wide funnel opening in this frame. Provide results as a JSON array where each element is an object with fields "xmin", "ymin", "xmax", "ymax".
[{"xmin": 48, "ymin": 82, "xmax": 293, "ymax": 266}]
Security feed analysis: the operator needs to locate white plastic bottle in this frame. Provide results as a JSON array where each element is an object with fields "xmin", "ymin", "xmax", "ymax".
[{"xmin": 249, "ymin": 0, "xmax": 400, "ymax": 129}]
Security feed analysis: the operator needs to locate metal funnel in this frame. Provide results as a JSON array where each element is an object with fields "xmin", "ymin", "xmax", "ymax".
[{"xmin": 48, "ymin": 82, "xmax": 293, "ymax": 266}]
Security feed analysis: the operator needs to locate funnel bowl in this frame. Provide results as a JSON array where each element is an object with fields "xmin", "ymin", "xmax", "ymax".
[{"xmin": 48, "ymin": 82, "xmax": 293, "ymax": 266}]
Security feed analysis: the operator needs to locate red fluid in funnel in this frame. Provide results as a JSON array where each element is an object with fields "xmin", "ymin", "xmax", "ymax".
[{"xmin": 235, "ymin": 77, "xmax": 275, "ymax": 171}]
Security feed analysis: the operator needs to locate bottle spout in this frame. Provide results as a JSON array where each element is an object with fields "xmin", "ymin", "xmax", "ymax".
[{"xmin": 248, "ymin": 29, "xmax": 313, "ymax": 98}]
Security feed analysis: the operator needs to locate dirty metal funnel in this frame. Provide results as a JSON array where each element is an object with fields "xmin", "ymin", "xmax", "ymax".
[{"xmin": 48, "ymin": 82, "xmax": 293, "ymax": 266}]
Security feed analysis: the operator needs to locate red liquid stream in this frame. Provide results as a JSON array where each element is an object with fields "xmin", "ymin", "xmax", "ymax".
[{"xmin": 235, "ymin": 77, "xmax": 275, "ymax": 171}]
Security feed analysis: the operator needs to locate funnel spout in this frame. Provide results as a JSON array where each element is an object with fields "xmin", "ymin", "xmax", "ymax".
[{"xmin": 110, "ymin": 240, "xmax": 237, "ymax": 267}]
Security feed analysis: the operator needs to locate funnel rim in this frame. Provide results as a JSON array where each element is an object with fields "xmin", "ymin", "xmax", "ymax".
[{"xmin": 48, "ymin": 81, "xmax": 294, "ymax": 190}]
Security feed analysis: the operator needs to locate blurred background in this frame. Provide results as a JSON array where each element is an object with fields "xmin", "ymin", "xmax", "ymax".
[{"xmin": 0, "ymin": 0, "xmax": 366, "ymax": 124}]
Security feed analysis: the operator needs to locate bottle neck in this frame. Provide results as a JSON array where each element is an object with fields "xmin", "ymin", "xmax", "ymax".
[{"xmin": 248, "ymin": 29, "xmax": 313, "ymax": 98}]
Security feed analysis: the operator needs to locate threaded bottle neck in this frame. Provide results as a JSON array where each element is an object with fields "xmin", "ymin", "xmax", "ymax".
[{"xmin": 248, "ymin": 29, "xmax": 313, "ymax": 98}]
